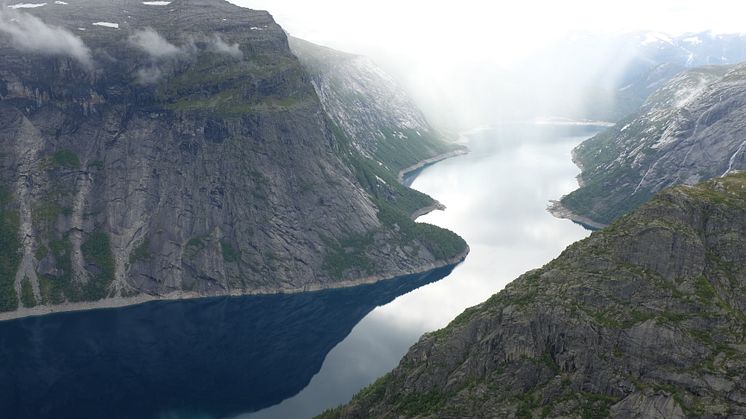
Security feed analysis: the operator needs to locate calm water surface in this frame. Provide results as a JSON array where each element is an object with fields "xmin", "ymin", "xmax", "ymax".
[
  {"xmin": 244, "ymin": 123, "xmax": 600, "ymax": 418},
  {"xmin": 1, "ymin": 267, "xmax": 455, "ymax": 419},
  {"xmin": 2, "ymin": 124, "xmax": 601, "ymax": 419}
]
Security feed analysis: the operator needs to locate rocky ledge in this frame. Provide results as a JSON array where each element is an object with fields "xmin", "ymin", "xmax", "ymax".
[{"xmin": 323, "ymin": 172, "xmax": 746, "ymax": 418}]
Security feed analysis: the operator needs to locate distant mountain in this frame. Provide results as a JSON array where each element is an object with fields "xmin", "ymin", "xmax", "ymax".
[
  {"xmin": 557, "ymin": 62, "xmax": 746, "ymax": 225},
  {"xmin": 322, "ymin": 172, "xmax": 746, "ymax": 418},
  {"xmin": 482, "ymin": 31, "xmax": 746, "ymax": 123},
  {"xmin": 0, "ymin": 0, "xmax": 466, "ymax": 317},
  {"xmin": 594, "ymin": 31, "xmax": 746, "ymax": 119},
  {"xmin": 289, "ymin": 37, "xmax": 464, "ymax": 179}
]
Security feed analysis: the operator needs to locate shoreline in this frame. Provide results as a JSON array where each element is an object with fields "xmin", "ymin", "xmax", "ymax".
[
  {"xmin": 532, "ymin": 116, "xmax": 615, "ymax": 127},
  {"xmin": 410, "ymin": 202, "xmax": 446, "ymax": 220},
  {"xmin": 571, "ymin": 147, "xmax": 587, "ymax": 188},
  {"xmin": 547, "ymin": 123, "xmax": 607, "ymax": 230},
  {"xmin": 547, "ymin": 200, "xmax": 607, "ymax": 231},
  {"xmin": 399, "ymin": 146, "xmax": 470, "ymax": 220},
  {"xmin": 0, "ymin": 149, "xmax": 471, "ymax": 323},
  {"xmin": 0, "ymin": 247, "xmax": 470, "ymax": 323},
  {"xmin": 397, "ymin": 148, "xmax": 469, "ymax": 185}
]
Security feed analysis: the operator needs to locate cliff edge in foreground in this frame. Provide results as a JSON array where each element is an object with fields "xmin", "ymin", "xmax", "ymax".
[{"xmin": 325, "ymin": 172, "xmax": 746, "ymax": 418}]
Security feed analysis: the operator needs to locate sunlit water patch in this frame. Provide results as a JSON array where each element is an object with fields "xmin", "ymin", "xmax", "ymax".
[
  {"xmin": 2, "ymin": 123, "xmax": 602, "ymax": 419},
  {"xmin": 243, "ymin": 123, "xmax": 602, "ymax": 418}
]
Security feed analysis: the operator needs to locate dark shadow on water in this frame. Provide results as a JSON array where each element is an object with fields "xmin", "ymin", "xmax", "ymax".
[{"xmin": 0, "ymin": 265, "xmax": 456, "ymax": 419}]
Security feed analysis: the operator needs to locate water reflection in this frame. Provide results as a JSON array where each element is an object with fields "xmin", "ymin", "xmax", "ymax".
[
  {"xmin": 2, "ymin": 124, "xmax": 602, "ymax": 419},
  {"xmin": 0, "ymin": 266, "xmax": 455, "ymax": 419},
  {"xmin": 245, "ymin": 123, "xmax": 600, "ymax": 418}
]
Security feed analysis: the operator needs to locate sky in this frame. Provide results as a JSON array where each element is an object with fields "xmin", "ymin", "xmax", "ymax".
[
  {"xmin": 228, "ymin": 0, "xmax": 746, "ymax": 128},
  {"xmin": 232, "ymin": 0, "xmax": 746, "ymax": 67}
]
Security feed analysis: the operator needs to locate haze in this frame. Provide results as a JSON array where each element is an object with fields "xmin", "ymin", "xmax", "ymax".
[
  {"xmin": 231, "ymin": 0, "xmax": 746, "ymax": 129},
  {"xmin": 234, "ymin": 0, "xmax": 745, "ymax": 63},
  {"xmin": 232, "ymin": 0, "xmax": 746, "ymax": 128}
]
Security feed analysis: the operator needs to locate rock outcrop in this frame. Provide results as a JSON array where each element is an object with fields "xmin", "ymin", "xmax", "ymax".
[
  {"xmin": 0, "ymin": 0, "xmax": 466, "ymax": 315},
  {"xmin": 288, "ymin": 37, "xmax": 464, "ymax": 176},
  {"xmin": 559, "ymin": 63, "xmax": 746, "ymax": 225},
  {"xmin": 324, "ymin": 173, "xmax": 746, "ymax": 418}
]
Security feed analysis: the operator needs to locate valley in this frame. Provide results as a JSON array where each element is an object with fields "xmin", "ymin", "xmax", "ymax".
[{"xmin": 3, "ymin": 1, "xmax": 746, "ymax": 418}]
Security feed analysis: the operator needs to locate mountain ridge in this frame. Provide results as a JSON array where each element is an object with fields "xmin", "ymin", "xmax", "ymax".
[
  {"xmin": 557, "ymin": 62, "xmax": 746, "ymax": 225},
  {"xmin": 322, "ymin": 172, "xmax": 746, "ymax": 418},
  {"xmin": 289, "ymin": 36, "xmax": 465, "ymax": 178},
  {"xmin": 0, "ymin": 0, "xmax": 467, "ymax": 318}
]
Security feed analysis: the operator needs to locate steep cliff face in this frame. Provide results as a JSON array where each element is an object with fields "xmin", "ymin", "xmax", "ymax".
[
  {"xmin": 558, "ymin": 63, "xmax": 746, "ymax": 225},
  {"xmin": 325, "ymin": 173, "xmax": 746, "ymax": 418},
  {"xmin": 0, "ymin": 0, "xmax": 466, "ymax": 314},
  {"xmin": 288, "ymin": 37, "xmax": 463, "ymax": 178}
]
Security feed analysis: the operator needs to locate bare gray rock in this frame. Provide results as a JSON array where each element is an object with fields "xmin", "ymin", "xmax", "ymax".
[
  {"xmin": 560, "ymin": 64, "xmax": 746, "ymax": 225},
  {"xmin": 0, "ymin": 0, "xmax": 467, "ymax": 313},
  {"xmin": 289, "ymin": 36, "xmax": 464, "ymax": 175},
  {"xmin": 323, "ymin": 174, "xmax": 746, "ymax": 418}
]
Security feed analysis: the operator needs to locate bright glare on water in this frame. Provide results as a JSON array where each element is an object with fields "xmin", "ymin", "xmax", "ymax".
[
  {"xmin": 0, "ymin": 123, "xmax": 603, "ymax": 419},
  {"xmin": 245, "ymin": 123, "xmax": 601, "ymax": 418}
]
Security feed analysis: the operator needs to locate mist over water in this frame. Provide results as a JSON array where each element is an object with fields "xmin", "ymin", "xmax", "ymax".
[{"xmin": 244, "ymin": 123, "xmax": 602, "ymax": 418}]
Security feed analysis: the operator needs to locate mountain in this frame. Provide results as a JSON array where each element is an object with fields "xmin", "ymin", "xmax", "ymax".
[
  {"xmin": 288, "ymin": 37, "xmax": 464, "ymax": 180},
  {"xmin": 556, "ymin": 62, "xmax": 746, "ymax": 226},
  {"xmin": 597, "ymin": 31, "xmax": 746, "ymax": 119},
  {"xmin": 0, "ymin": 0, "xmax": 466, "ymax": 317},
  {"xmin": 322, "ymin": 172, "xmax": 746, "ymax": 418},
  {"xmin": 494, "ymin": 31, "xmax": 746, "ymax": 123}
]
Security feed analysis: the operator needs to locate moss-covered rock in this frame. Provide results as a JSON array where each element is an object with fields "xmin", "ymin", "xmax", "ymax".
[
  {"xmin": 560, "ymin": 65, "xmax": 740, "ymax": 225},
  {"xmin": 327, "ymin": 173, "xmax": 746, "ymax": 418},
  {"xmin": 0, "ymin": 0, "xmax": 468, "ymax": 312}
]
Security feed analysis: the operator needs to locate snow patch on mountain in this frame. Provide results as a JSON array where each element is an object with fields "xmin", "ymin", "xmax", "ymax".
[
  {"xmin": 92, "ymin": 21, "xmax": 119, "ymax": 29},
  {"xmin": 8, "ymin": 3, "xmax": 47, "ymax": 8}
]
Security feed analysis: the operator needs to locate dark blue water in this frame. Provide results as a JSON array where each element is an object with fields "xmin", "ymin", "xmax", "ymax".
[
  {"xmin": 3, "ymin": 124, "xmax": 602, "ymax": 419},
  {"xmin": 243, "ymin": 123, "xmax": 599, "ymax": 418},
  {"xmin": 0, "ymin": 266, "xmax": 455, "ymax": 419}
]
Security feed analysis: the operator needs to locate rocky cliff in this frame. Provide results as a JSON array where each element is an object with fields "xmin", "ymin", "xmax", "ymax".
[
  {"xmin": 558, "ymin": 63, "xmax": 746, "ymax": 225},
  {"xmin": 0, "ymin": 0, "xmax": 466, "ymax": 316},
  {"xmin": 288, "ymin": 37, "xmax": 464, "ymax": 178},
  {"xmin": 324, "ymin": 172, "xmax": 746, "ymax": 418},
  {"xmin": 584, "ymin": 31, "xmax": 746, "ymax": 120}
]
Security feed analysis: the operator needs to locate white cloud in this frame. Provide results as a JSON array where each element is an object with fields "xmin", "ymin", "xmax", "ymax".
[
  {"xmin": 135, "ymin": 66, "xmax": 163, "ymax": 84},
  {"xmin": 229, "ymin": 0, "xmax": 746, "ymax": 128},
  {"xmin": 207, "ymin": 34, "xmax": 242, "ymax": 58},
  {"xmin": 129, "ymin": 28, "xmax": 181, "ymax": 58},
  {"xmin": 232, "ymin": 0, "xmax": 746, "ymax": 68},
  {"xmin": 0, "ymin": 8, "xmax": 93, "ymax": 68}
]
